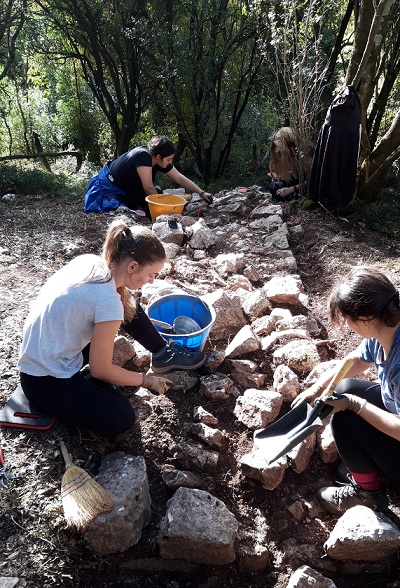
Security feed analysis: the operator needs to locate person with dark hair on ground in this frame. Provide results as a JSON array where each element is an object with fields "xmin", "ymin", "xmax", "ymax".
[
  {"xmin": 268, "ymin": 126, "xmax": 300, "ymax": 202},
  {"xmin": 292, "ymin": 266, "xmax": 400, "ymax": 514},
  {"xmin": 18, "ymin": 219, "xmax": 205, "ymax": 438},
  {"xmin": 84, "ymin": 135, "xmax": 212, "ymax": 215}
]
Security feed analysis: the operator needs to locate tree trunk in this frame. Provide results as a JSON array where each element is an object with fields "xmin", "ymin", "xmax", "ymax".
[
  {"xmin": 344, "ymin": 0, "xmax": 400, "ymax": 197},
  {"xmin": 358, "ymin": 108, "xmax": 400, "ymax": 201}
]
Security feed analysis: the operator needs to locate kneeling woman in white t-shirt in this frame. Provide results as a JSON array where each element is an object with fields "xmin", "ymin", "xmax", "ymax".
[{"xmin": 18, "ymin": 220, "xmax": 205, "ymax": 437}]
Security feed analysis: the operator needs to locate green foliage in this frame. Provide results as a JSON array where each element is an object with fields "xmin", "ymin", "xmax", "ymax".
[
  {"xmin": 302, "ymin": 171, "xmax": 400, "ymax": 239},
  {"xmin": 301, "ymin": 198, "xmax": 319, "ymax": 211},
  {"xmin": 0, "ymin": 163, "xmax": 88, "ymax": 198},
  {"xmin": 54, "ymin": 62, "xmax": 111, "ymax": 163},
  {"xmin": 347, "ymin": 196, "xmax": 400, "ymax": 240},
  {"xmin": 0, "ymin": 0, "xmax": 398, "ymax": 198}
]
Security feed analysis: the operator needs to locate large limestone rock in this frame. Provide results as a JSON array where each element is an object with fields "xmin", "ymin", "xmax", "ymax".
[
  {"xmin": 287, "ymin": 433, "xmax": 316, "ymax": 474},
  {"xmin": 234, "ymin": 389, "xmax": 283, "ymax": 430},
  {"xmin": 188, "ymin": 218, "xmax": 216, "ymax": 250},
  {"xmin": 316, "ymin": 421, "xmax": 337, "ymax": 463},
  {"xmin": 263, "ymin": 275, "xmax": 302, "ymax": 305},
  {"xmin": 249, "ymin": 215, "xmax": 283, "ymax": 231},
  {"xmin": 202, "ymin": 289, "xmax": 247, "ymax": 340},
  {"xmin": 251, "ymin": 314, "xmax": 278, "ymax": 336},
  {"xmin": 287, "ymin": 565, "xmax": 337, "ymax": 588},
  {"xmin": 161, "ymin": 468, "xmax": 203, "ymax": 490},
  {"xmin": 112, "ymin": 335, "xmax": 136, "ymax": 366},
  {"xmin": 240, "ymin": 451, "xmax": 286, "ymax": 490},
  {"xmin": 226, "ymin": 274, "xmax": 253, "ymax": 292},
  {"xmin": 250, "ymin": 203, "xmax": 283, "ymax": 219},
  {"xmin": 264, "ymin": 226, "xmax": 290, "ymax": 250},
  {"xmin": 241, "ymin": 289, "xmax": 271, "ymax": 319},
  {"xmin": 84, "ymin": 454, "xmax": 151, "ymax": 555},
  {"xmin": 324, "ymin": 506, "xmax": 400, "ymax": 560},
  {"xmin": 273, "ymin": 364, "xmax": 300, "ymax": 402},
  {"xmin": 260, "ymin": 328, "xmax": 309, "ymax": 353},
  {"xmin": 152, "ymin": 220, "xmax": 184, "ymax": 246},
  {"xmin": 200, "ymin": 373, "xmax": 239, "ymax": 401},
  {"xmin": 158, "ymin": 487, "xmax": 238, "ymax": 564},
  {"xmin": 190, "ymin": 422, "xmax": 227, "ymax": 450},
  {"xmin": 225, "ymin": 325, "xmax": 260, "ymax": 358},
  {"xmin": 229, "ymin": 359, "xmax": 265, "ymax": 389},
  {"xmin": 174, "ymin": 442, "xmax": 220, "ymax": 472},
  {"xmin": 214, "ymin": 252, "xmax": 246, "ymax": 275},
  {"xmin": 273, "ymin": 340, "xmax": 321, "ymax": 374}
]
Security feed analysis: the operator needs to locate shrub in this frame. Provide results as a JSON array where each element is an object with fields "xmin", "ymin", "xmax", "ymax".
[{"xmin": 0, "ymin": 162, "xmax": 89, "ymax": 198}]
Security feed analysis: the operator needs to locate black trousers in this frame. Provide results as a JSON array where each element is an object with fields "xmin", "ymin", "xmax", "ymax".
[
  {"xmin": 119, "ymin": 187, "xmax": 162, "ymax": 213},
  {"xmin": 332, "ymin": 378, "xmax": 400, "ymax": 481},
  {"xmin": 20, "ymin": 303, "xmax": 166, "ymax": 437}
]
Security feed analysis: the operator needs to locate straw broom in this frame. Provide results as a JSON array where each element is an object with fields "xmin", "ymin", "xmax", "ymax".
[{"xmin": 60, "ymin": 440, "xmax": 113, "ymax": 531}]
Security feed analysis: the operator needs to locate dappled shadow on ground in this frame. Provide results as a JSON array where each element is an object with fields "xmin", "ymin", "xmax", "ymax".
[{"xmin": 1, "ymin": 195, "xmax": 400, "ymax": 587}]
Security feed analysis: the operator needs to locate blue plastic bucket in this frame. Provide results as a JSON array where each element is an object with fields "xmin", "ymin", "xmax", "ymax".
[{"xmin": 147, "ymin": 292, "xmax": 215, "ymax": 351}]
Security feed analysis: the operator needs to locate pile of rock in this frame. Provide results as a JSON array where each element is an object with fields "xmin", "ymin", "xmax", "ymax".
[{"xmin": 85, "ymin": 187, "xmax": 400, "ymax": 585}]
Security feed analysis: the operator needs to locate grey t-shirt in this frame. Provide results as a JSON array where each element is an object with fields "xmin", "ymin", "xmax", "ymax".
[{"xmin": 18, "ymin": 254, "xmax": 124, "ymax": 378}]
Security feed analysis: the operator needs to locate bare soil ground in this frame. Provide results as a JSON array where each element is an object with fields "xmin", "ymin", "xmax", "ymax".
[{"xmin": 1, "ymin": 193, "xmax": 400, "ymax": 588}]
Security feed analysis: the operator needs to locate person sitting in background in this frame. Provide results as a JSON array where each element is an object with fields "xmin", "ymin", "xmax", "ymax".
[
  {"xmin": 268, "ymin": 127, "xmax": 300, "ymax": 202},
  {"xmin": 293, "ymin": 266, "xmax": 400, "ymax": 515},
  {"xmin": 84, "ymin": 135, "xmax": 212, "ymax": 215},
  {"xmin": 18, "ymin": 219, "xmax": 205, "ymax": 438}
]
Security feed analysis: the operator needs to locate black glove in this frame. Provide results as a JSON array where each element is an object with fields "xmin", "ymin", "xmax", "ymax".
[{"xmin": 200, "ymin": 191, "xmax": 213, "ymax": 204}]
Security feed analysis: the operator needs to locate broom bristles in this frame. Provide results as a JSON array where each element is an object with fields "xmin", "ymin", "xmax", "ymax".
[{"xmin": 61, "ymin": 463, "xmax": 113, "ymax": 531}]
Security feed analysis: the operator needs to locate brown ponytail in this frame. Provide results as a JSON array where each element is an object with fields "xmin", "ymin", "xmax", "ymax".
[{"xmin": 103, "ymin": 219, "xmax": 165, "ymax": 322}]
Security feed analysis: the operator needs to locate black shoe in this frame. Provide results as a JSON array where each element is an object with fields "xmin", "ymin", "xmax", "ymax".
[
  {"xmin": 151, "ymin": 341, "xmax": 206, "ymax": 373},
  {"xmin": 317, "ymin": 480, "xmax": 389, "ymax": 515}
]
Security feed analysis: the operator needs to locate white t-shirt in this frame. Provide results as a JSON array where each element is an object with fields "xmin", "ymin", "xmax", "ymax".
[{"xmin": 18, "ymin": 254, "xmax": 124, "ymax": 378}]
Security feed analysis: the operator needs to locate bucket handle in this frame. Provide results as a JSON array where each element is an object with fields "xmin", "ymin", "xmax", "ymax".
[
  {"xmin": 147, "ymin": 287, "xmax": 188, "ymax": 308},
  {"xmin": 147, "ymin": 286, "xmax": 211, "ymax": 314}
]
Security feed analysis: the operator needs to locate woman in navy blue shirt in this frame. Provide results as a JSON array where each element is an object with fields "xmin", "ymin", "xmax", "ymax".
[{"xmin": 293, "ymin": 266, "xmax": 400, "ymax": 515}]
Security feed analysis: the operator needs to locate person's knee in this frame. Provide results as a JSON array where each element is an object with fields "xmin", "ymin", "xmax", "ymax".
[
  {"xmin": 94, "ymin": 403, "xmax": 135, "ymax": 437},
  {"xmin": 335, "ymin": 378, "xmax": 358, "ymax": 396},
  {"xmin": 331, "ymin": 409, "xmax": 357, "ymax": 434}
]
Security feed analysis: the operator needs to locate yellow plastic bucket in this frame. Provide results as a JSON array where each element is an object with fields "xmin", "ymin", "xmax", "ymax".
[{"xmin": 145, "ymin": 194, "xmax": 186, "ymax": 223}]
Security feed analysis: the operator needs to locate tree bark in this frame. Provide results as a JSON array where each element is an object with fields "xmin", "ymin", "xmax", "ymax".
[
  {"xmin": 0, "ymin": 151, "xmax": 83, "ymax": 172},
  {"xmin": 358, "ymin": 108, "xmax": 400, "ymax": 200},
  {"xmin": 344, "ymin": 0, "xmax": 400, "ymax": 197}
]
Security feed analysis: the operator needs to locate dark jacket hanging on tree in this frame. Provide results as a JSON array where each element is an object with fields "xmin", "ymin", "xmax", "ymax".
[{"xmin": 308, "ymin": 85, "xmax": 361, "ymax": 210}]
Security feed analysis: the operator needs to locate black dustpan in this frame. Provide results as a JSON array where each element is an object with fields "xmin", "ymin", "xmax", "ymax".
[{"xmin": 253, "ymin": 357, "xmax": 355, "ymax": 465}]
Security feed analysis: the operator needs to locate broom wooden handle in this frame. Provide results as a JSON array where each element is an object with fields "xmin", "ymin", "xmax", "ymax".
[
  {"xmin": 60, "ymin": 440, "xmax": 73, "ymax": 468},
  {"xmin": 320, "ymin": 357, "xmax": 355, "ymax": 399}
]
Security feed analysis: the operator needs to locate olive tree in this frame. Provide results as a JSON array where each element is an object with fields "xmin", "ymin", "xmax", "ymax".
[
  {"xmin": 347, "ymin": 0, "xmax": 400, "ymax": 199},
  {"xmin": 33, "ymin": 0, "xmax": 153, "ymax": 156},
  {"xmin": 0, "ymin": 0, "xmax": 27, "ymax": 81},
  {"xmin": 266, "ymin": 0, "xmax": 356, "ymax": 195},
  {"xmin": 267, "ymin": 0, "xmax": 400, "ymax": 201},
  {"xmin": 145, "ymin": 0, "xmax": 269, "ymax": 184}
]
